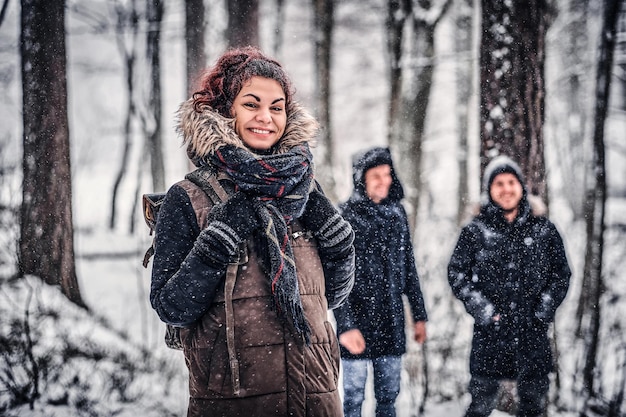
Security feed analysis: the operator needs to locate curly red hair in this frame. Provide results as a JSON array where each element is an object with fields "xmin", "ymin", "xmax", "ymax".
[{"xmin": 192, "ymin": 46, "xmax": 294, "ymax": 117}]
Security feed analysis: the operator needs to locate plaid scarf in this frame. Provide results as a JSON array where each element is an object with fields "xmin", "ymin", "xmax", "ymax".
[{"xmin": 210, "ymin": 143, "xmax": 314, "ymax": 343}]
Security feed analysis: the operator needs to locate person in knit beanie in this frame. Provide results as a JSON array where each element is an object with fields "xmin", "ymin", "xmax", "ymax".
[{"xmin": 448, "ymin": 155, "xmax": 571, "ymax": 417}]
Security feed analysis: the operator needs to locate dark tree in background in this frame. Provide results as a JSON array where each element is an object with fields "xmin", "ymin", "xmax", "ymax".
[
  {"xmin": 185, "ymin": 0, "xmax": 206, "ymax": 97},
  {"xmin": 479, "ymin": 0, "xmax": 552, "ymax": 201},
  {"xmin": 19, "ymin": 0, "xmax": 85, "ymax": 307},
  {"xmin": 385, "ymin": 0, "xmax": 410, "ymax": 156},
  {"xmin": 385, "ymin": 0, "xmax": 411, "ymax": 171},
  {"xmin": 227, "ymin": 0, "xmax": 259, "ymax": 47},
  {"xmin": 479, "ymin": 0, "xmax": 553, "ymax": 411},
  {"xmin": 312, "ymin": 0, "xmax": 337, "ymax": 201},
  {"xmin": 145, "ymin": 0, "xmax": 165, "ymax": 192}
]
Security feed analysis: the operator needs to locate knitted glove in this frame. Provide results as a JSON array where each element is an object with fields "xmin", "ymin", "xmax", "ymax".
[
  {"xmin": 300, "ymin": 191, "xmax": 354, "ymax": 250},
  {"xmin": 194, "ymin": 192, "xmax": 259, "ymax": 260}
]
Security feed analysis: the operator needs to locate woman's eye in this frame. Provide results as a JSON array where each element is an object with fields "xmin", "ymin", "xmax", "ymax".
[
  {"xmin": 271, "ymin": 106, "xmax": 284, "ymax": 112},
  {"xmin": 243, "ymin": 102, "xmax": 258, "ymax": 109}
]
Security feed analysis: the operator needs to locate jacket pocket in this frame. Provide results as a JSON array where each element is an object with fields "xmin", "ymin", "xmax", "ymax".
[{"xmin": 184, "ymin": 312, "xmax": 232, "ymax": 397}]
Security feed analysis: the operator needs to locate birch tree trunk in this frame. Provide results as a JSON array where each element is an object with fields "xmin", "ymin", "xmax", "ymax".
[
  {"xmin": 577, "ymin": 0, "xmax": 619, "ymax": 408},
  {"xmin": 454, "ymin": 0, "xmax": 475, "ymax": 225}
]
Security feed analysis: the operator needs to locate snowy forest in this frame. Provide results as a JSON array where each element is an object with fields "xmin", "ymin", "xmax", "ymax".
[{"xmin": 1, "ymin": 0, "xmax": 626, "ymax": 416}]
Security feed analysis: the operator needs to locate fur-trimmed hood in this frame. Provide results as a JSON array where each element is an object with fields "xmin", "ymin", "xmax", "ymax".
[{"xmin": 176, "ymin": 99, "xmax": 319, "ymax": 166}]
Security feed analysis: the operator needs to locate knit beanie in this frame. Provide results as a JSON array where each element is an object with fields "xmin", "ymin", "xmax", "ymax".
[{"xmin": 481, "ymin": 155, "xmax": 526, "ymax": 204}]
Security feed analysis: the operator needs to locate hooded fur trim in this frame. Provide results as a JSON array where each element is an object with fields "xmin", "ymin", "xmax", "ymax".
[{"xmin": 176, "ymin": 99, "xmax": 319, "ymax": 166}]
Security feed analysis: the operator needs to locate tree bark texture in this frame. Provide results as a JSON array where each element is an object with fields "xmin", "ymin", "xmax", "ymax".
[
  {"xmin": 227, "ymin": 0, "xmax": 259, "ymax": 48},
  {"xmin": 578, "ymin": 0, "xmax": 620, "ymax": 402},
  {"xmin": 312, "ymin": 0, "xmax": 337, "ymax": 201},
  {"xmin": 185, "ymin": 0, "xmax": 206, "ymax": 97},
  {"xmin": 146, "ymin": 0, "xmax": 165, "ymax": 192},
  {"xmin": 385, "ymin": 0, "xmax": 410, "ymax": 149},
  {"xmin": 479, "ymin": 0, "xmax": 549, "ymax": 200},
  {"xmin": 19, "ymin": 0, "xmax": 85, "ymax": 307}
]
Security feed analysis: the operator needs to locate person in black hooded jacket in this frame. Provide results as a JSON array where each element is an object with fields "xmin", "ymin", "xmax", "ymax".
[
  {"xmin": 448, "ymin": 155, "xmax": 571, "ymax": 417},
  {"xmin": 333, "ymin": 147, "xmax": 428, "ymax": 417}
]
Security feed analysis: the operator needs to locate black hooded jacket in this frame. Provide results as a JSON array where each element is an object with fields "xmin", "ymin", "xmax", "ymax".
[
  {"xmin": 448, "ymin": 156, "xmax": 571, "ymax": 378},
  {"xmin": 333, "ymin": 147, "xmax": 428, "ymax": 358}
]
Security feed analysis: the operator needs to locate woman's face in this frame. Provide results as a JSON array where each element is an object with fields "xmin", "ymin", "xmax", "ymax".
[{"xmin": 231, "ymin": 76, "xmax": 287, "ymax": 151}]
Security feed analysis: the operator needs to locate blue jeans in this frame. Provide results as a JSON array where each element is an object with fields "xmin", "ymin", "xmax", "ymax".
[{"xmin": 342, "ymin": 356, "xmax": 402, "ymax": 417}]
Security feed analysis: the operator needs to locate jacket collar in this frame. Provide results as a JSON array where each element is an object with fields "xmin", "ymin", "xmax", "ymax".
[{"xmin": 176, "ymin": 99, "xmax": 319, "ymax": 166}]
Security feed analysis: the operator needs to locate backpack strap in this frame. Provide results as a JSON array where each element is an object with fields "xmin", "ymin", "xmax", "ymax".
[
  {"xmin": 185, "ymin": 168, "xmax": 229, "ymax": 204},
  {"xmin": 142, "ymin": 193, "xmax": 166, "ymax": 268},
  {"xmin": 186, "ymin": 167, "xmax": 244, "ymax": 395}
]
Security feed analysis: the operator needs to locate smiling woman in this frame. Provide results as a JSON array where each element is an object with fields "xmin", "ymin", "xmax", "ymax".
[
  {"xmin": 231, "ymin": 76, "xmax": 287, "ymax": 151},
  {"xmin": 149, "ymin": 46, "xmax": 355, "ymax": 417}
]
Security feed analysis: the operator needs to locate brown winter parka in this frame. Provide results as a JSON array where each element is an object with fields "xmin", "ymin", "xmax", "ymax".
[{"xmin": 150, "ymin": 101, "xmax": 354, "ymax": 417}]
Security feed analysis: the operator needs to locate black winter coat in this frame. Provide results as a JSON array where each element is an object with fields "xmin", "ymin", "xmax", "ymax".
[
  {"xmin": 448, "ymin": 198, "xmax": 571, "ymax": 378},
  {"xmin": 333, "ymin": 147, "xmax": 427, "ymax": 359}
]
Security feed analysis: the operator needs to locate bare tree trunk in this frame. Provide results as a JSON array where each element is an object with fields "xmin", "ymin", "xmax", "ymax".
[
  {"xmin": 390, "ymin": 0, "xmax": 452, "ymax": 232},
  {"xmin": 479, "ymin": 1, "xmax": 553, "ymax": 411},
  {"xmin": 577, "ymin": 0, "xmax": 619, "ymax": 408},
  {"xmin": 145, "ymin": 0, "xmax": 165, "ymax": 194},
  {"xmin": 19, "ymin": 0, "xmax": 85, "ymax": 308},
  {"xmin": 479, "ymin": 0, "xmax": 552, "ymax": 201},
  {"xmin": 110, "ymin": 0, "xmax": 139, "ymax": 230},
  {"xmin": 385, "ymin": 0, "xmax": 410, "ymax": 149},
  {"xmin": 227, "ymin": 0, "xmax": 259, "ymax": 48},
  {"xmin": 185, "ymin": 0, "xmax": 206, "ymax": 97},
  {"xmin": 312, "ymin": 0, "xmax": 336, "ymax": 201},
  {"xmin": 0, "ymin": 0, "xmax": 10, "ymax": 26}
]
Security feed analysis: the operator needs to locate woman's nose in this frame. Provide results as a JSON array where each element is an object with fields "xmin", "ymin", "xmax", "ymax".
[{"xmin": 256, "ymin": 109, "xmax": 272, "ymax": 123}]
